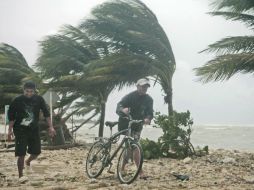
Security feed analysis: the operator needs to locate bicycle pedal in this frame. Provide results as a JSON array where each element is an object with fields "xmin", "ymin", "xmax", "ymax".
[
  {"xmin": 107, "ymin": 170, "xmax": 115, "ymax": 174},
  {"xmin": 107, "ymin": 163, "xmax": 114, "ymax": 174}
]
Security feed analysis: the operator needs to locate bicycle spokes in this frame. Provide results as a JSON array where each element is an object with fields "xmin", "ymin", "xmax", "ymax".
[
  {"xmin": 117, "ymin": 142, "xmax": 143, "ymax": 184},
  {"xmin": 86, "ymin": 142, "xmax": 107, "ymax": 178}
]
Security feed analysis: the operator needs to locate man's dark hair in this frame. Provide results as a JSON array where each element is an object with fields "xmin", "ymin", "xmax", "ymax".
[{"xmin": 23, "ymin": 81, "xmax": 36, "ymax": 90}]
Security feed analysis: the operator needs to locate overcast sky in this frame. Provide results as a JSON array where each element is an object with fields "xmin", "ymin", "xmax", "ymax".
[{"xmin": 1, "ymin": 0, "xmax": 253, "ymax": 125}]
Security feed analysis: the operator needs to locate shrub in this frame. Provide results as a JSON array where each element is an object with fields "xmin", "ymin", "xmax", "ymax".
[
  {"xmin": 140, "ymin": 138, "xmax": 161, "ymax": 159},
  {"xmin": 140, "ymin": 110, "xmax": 209, "ymax": 159},
  {"xmin": 154, "ymin": 110, "xmax": 196, "ymax": 159}
]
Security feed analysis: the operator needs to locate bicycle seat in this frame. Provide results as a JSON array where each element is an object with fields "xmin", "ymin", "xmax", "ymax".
[{"xmin": 105, "ymin": 121, "xmax": 118, "ymax": 128}]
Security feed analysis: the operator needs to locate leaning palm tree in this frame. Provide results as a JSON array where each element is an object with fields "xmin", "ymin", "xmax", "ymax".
[
  {"xmin": 80, "ymin": 0, "xmax": 176, "ymax": 115},
  {"xmin": 0, "ymin": 43, "xmax": 39, "ymax": 112},
  {"xmin": 36, "ymin": 25, "xmax": 105, "ymax": 135},
  {"xmin": 0, "ymin": 43, "xmax": 75, "ymax": 142},
  {"xmin": 37, "ymin": 25, "xmax": 137, "ymax": 136},
  {"xmin": 37, "ymin": 0, "xmax": 177, "ymax": 136},
  {"xmin": 37, "ymin": 24, "xmax": 155, "ymax": 136},
  {"xmin": 194, "ymin": 0, "xmax": 254, "ymax": 82}
]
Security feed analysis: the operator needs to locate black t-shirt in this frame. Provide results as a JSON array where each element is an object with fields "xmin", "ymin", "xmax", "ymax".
[
  {"xmin": 8, "ymin": 95, "xmax": 50, "ymax": 130},
  {"xmin": 116, "ymin": 90, "xmax": 153, "ymax": 131}
]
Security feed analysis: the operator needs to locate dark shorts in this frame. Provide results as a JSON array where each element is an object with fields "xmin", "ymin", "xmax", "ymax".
[
  {"xmin": 131, "ymin": 130, "xmax": 142, "ymax": 141},
  {"xmin": 13, "ymin": 127, "xmax": 41, "ymax": 157},
  {"xmin": 118, "ymin": 117, "xmax": 143, "ymax": 134}
]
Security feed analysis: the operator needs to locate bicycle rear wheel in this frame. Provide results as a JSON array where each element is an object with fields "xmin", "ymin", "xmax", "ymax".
[
  {"xmin": 117, "ymin": 140, "xmax": 143, "ymax": 184},
  {"xmin": 86, "ymin": 141, "xmax": 107, "ymax": 178}
]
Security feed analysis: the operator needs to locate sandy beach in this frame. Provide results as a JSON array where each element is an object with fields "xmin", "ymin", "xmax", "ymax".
[{"xmin": 0, "ymin": 146, "xmax": 254, "ymax": 190}]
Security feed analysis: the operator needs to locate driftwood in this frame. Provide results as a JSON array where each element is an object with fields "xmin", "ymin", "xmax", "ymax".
[
  {"xmin": 0, "ymin": 148, "xmax": 14, "ymax": 153},
  {"xmin": 0, "ymin": 143, "xmax": 88, "ymax": 153},
  {"xmin": 42, "ymin": 143, "xmax": 87, "ymax": 150}
]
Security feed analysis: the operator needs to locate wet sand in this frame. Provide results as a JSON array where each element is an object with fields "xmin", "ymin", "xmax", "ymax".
[{"xmin": 0, "ymin": 147, "xmax": 254, "ymax": 189}]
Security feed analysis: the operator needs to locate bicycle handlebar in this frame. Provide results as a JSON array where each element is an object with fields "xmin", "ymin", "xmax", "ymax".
[{"xmin": 129, "ymin": 120, "xmax": 143, "ymax": 124}]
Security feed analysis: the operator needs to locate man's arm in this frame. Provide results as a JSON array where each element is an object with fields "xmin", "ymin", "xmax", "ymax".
[
  {"xmin": 116, "ymin": 93, "xmax": 131, "ymax": 116},
  {"xmin": 8, "ymin": 121, "xmax": 14, "ymax": 141},
  {"xmin": 40, "ymin": 96, "xmax": 56, "ymax": 137},
  {"xmin": 45, "ymin": 117, "xmax": 53, "ymax": 129},
  {"xmin": 144, "ymin": 98, "xmax": 154, "ymax": 125},
  {"xmin": 7, "ymin": 99, "xmax": 17, "ymax": 141},
  {"xmin": 45, "ymin": 117, "xmax": 56, "ymax": 137}
]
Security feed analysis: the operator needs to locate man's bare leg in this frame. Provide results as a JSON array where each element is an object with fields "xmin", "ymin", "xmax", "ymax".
[
  {"xmin": 133, "ymin": 148, "xmax": 146, "ymax": 179},
  {"xmin": 25, "ymin": 154, "xmax": 38, "ymax": 166}
]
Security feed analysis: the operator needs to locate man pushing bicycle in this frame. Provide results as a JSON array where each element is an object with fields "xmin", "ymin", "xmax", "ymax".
[{"xmin": 116, "ymin": 78, "xmax": 154, "ymax": 180}]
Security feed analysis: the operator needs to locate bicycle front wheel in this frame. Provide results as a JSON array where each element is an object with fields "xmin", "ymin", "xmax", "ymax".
[
  {"xmin": 117, "ymin": 140, "xmax": 143, "ymax": 184},
  {"xmin": 85, "ymin": 141, "xmax": 107, "ymax": 178}
]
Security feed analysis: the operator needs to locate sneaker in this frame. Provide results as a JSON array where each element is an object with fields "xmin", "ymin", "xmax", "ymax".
[
  {"xmin": 24, "ymin": 165, "xmax": 34, "ymax": 175},
  {"xmin": 18, "ymin": 176, "xmax": 29, "ymax": 184}
]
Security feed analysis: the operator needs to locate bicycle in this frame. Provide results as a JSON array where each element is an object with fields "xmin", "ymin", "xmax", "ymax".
[{"xmin": 85, "ymin": 115, "xmax": 144, "ymax": 184}]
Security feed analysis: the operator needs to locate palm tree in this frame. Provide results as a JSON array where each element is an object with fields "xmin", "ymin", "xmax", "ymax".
[
  {"xmin": 194, "ymin": 0, "xmax": 254, "ymax": 82},
  {"xmin": 80, "ymin": 0, "xmax": 176, "ymax": 115},
  {"xmin": 37, "ymin": 24, "xmax": 157, "ymax": 136},
  {"xmin": 37, "ymin": 0, "xmax": 177, "ymax": 136},
  {"xmin": 0, "ymin": 43, "xmax": 76, "ymax": 142},
  {"xmin": 36, "ymin": 25, "xmax": 106, "ymax": 135},
  {"xmin": 0, "ymin": 43, "xmax": 38, "ymax": 112}
]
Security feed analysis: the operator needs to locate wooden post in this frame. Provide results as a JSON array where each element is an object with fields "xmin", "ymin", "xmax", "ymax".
[
  {"xmin": 49, "ymin": 88, "xmax": 53, "ymax": 126},
  {"xmin": 4, "ymin": 105, "xmax": 9, "ymax": 148}
]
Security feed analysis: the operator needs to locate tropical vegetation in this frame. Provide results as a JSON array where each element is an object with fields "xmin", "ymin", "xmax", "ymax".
[
  {"xmin": 194, "ymin": 0, "xmax": 254, "ymax": 82},
  {"xmin": 35, "ymin": 0, "xmax": 176, "ymax": 137},
  {"xmin": 0, "ymin": 43, "xmax": 39, "ymax": 112}
]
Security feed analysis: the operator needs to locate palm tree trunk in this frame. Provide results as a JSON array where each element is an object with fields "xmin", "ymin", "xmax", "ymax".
[
  {"xmin": 165, "ymin": 77, "xmax": 173, "ymax": 116},
  {"xmin": 98, "ymin": 102, "xmax": 106, "ymax": 137},
  {"xmin": 167, "ymin": 90, "xmax": 173, "ymax": 115},
  {"xmin": 71, "ymin": 111, "xmax": 98, "ymax": 133}
]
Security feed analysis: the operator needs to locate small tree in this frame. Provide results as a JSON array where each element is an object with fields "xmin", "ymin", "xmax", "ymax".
[{"xmin": 154, "ymin": 111, "xmax": 195, "ymax": 159}]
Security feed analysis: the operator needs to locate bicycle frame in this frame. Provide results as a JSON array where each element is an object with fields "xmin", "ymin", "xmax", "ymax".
[
  {"xmin": 107, "ymin": 134, "xmax": 134, "ymax": 164},
  {"xmin": 86, "ymin": 114, "xmax": 144, "ymax": 183},
  {"xmin": 96, "ymin": 117, "xmax": 142, "ymax": 167}
]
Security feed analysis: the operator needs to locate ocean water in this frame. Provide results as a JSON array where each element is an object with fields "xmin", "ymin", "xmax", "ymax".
[
  {"xmin": 1, "ymin": 124, "xmax": 254, "ymax": 151},
  {"xmin": 191, "ymin": 125, "xmax": 254, "ymax": 151},
  {"xmin": 74, "ymin": 124, "xmax": 254, "ymax": 151}
]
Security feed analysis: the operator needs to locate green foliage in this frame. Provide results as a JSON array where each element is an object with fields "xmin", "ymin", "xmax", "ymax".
[
  {"xmin": 81, "ymin": 0, "xmax": 176, "ymax": 114},
  {"xmin": 140, "ymin": 138, "xmax": 161, "ymax": 159},
  {"xmin": 0, "ymin": 43, "xmax": 39, "ymax": 113},
  {"xmin": 195, "ymin": 145, "xmax": 209, "ymax": 157},
  {"xmin": 36, "ymin": 0, "xmax": 177, "ymax": 136},
  {"xmin": 1, "ymin": 0, "xmax": 176, "ymax": 138},
  {"xmin": 154, "ymin": 111, "xmax": 195, "ymax": 159},
  {"xmin": 140, "ymin": 110, "xmax": 203, "ymax": 160},
  {"xmin": 194, "ymin": 0, "xmax": 254, "ymax": 82}
]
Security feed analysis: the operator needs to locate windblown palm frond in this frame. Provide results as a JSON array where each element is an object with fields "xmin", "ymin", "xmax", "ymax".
[
  {"xmin": 0, "ymin": 43, "xmax": 39, "ymax": 112},
  {"xmin": 81, "ymin": 0, "xmax": 174, "ymax": 64},
  {"xmin": 36, "ymin": 24, "xmax": 117, "ymax": 135},
  {"xmin": 209, "ymin": 11, "xmax": 254, "ymax": 29},
  {"xmin": 0, "ymin": 43, "xmax": 29, "ymax": 66},
  {"xmin": 211, "ymin": 0, "xmax": 254, "ymax": 12},
  {"xmin": 201, "ymin": 36, "xmax": 254, "ymax": 54},
  {"xmin": 195, "ymin": 0, "xmax": 254, "ymax": 83},
  {"xmin": 79, "ymin": 0, "xmax": 176, "ymax": 114},
  {"xmin": 37, "ymin": 0, "xmax": 177, "ymax": 136},
  {"xmin": 194, "ymin": 53, "xmax": 254, "ymax": 82}
]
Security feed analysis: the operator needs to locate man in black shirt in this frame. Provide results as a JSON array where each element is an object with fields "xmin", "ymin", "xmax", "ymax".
[
  {"xmin": 8, "ymin": 81, "xmax": 56, "ymax": 178},
  {"xmin": 116, "ymin": 78, "xmax": 153, "ymax": 179}
]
